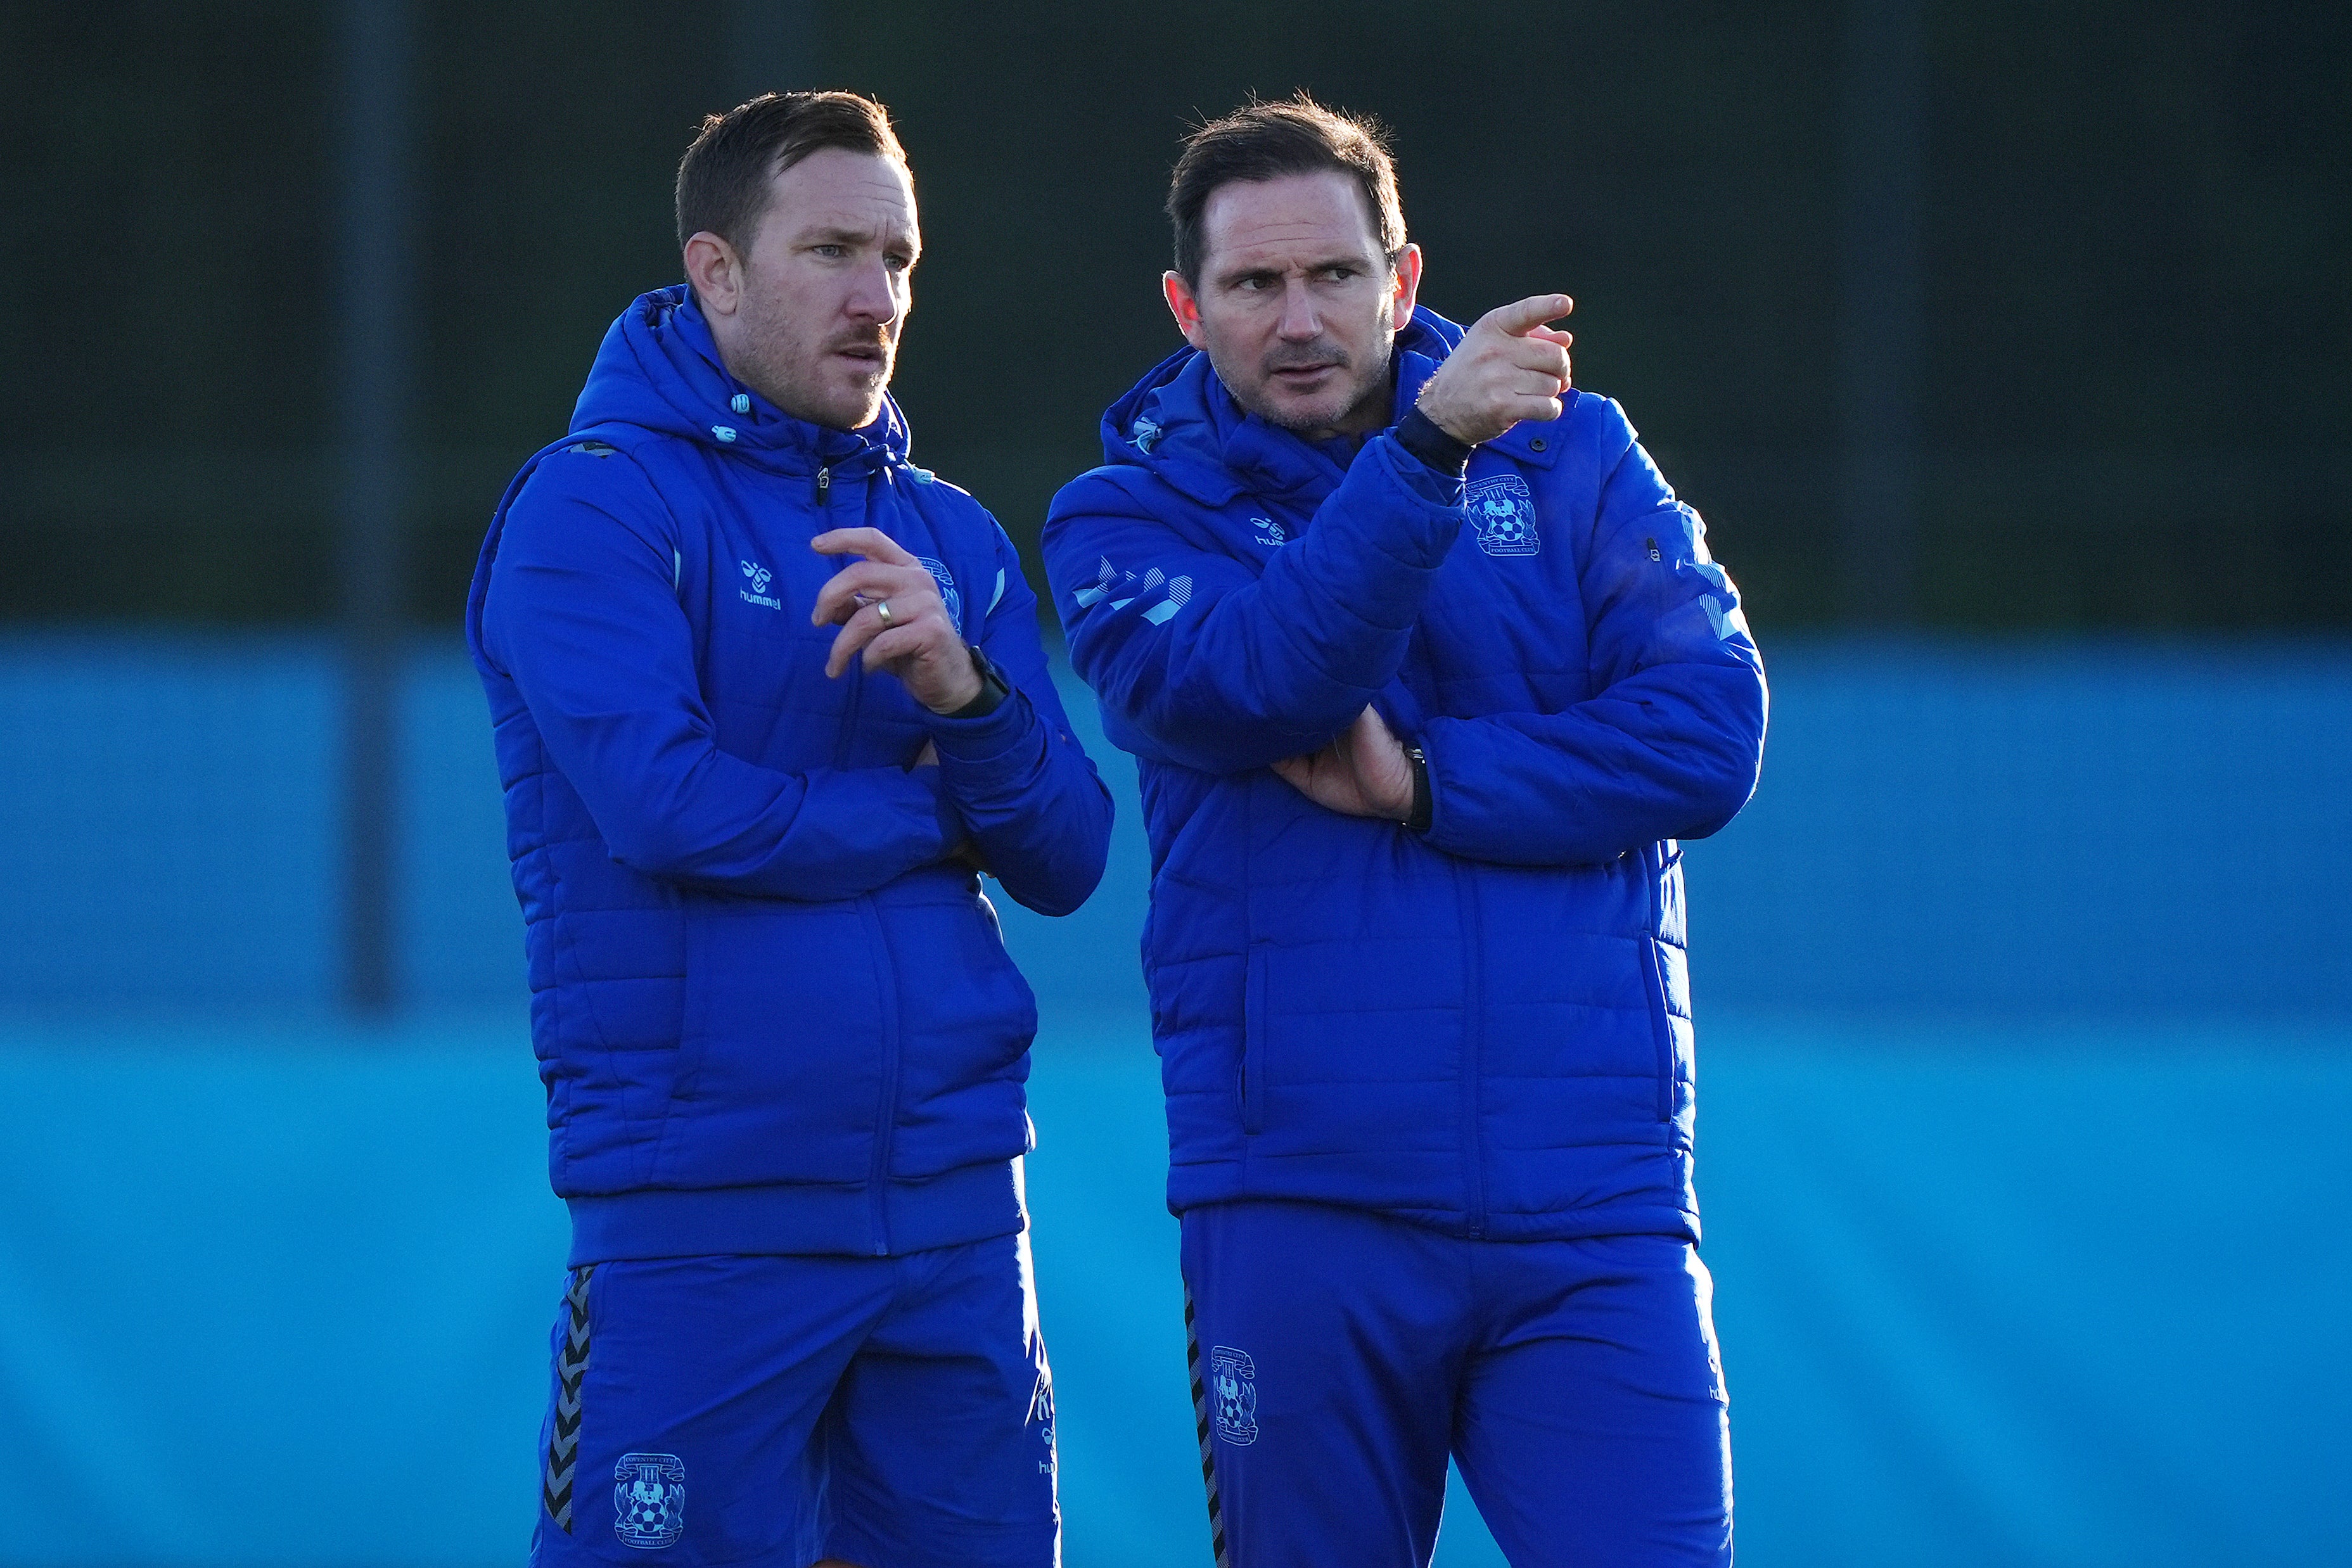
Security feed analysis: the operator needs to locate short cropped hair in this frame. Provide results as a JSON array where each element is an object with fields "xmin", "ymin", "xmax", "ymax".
[
  {"xmin": 1166, "ymin": 94, "xmax": 1407, "ymax": 286},
  {"xmin": 675, "ymin": 91, "xmax": 907, "ymax": 255}
]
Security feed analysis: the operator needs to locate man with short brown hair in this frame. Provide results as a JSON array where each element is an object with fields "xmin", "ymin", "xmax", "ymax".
[
  {"xmin": 1045, "ymin": 95, "xmax": 1765, "ymax": 1565},
  {"xmin": 471, "ymin": 91, "xmax": 1109, "ymax": 1567}
]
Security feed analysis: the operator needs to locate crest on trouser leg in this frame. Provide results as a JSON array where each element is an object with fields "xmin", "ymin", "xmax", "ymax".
[
  {"xmin": 613, "ymin": 1453, "xmax": 686, "ymax": 1549},
  {"xmin": 1210, "ymin": 1346, "xmax": 1259, "ymax": 1446}
]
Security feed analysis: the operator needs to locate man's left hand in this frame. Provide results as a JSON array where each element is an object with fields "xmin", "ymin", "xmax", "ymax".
[
  {"xmin": 1271, "ymin": 706, "xmax": 1415, "ymax": 820},
  {"xmin": 908, "ymin": 737, "xmax": 991, "ymax": 874},
  {"xmin": 810, "ymin": 528, "xmax": 984, "ymax": 713}
]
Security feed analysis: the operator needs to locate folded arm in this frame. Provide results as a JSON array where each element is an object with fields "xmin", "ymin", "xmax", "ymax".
[
  {"xmin": 1043, "ymin": 435, "xmax": 1463, "ymax": 775},
  {"xmin": 1418, "ymin": 434, "xmax": 1768, "ymax": 866}
]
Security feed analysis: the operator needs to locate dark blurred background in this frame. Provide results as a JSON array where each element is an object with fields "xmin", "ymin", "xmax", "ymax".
[
  {"xmin": 3, "ymin": 6, "xmax": 2348, "ymax": 1567},
  {"xmin": 5, "ymin": 0, "xmax": 2346, "ymax": 632}
]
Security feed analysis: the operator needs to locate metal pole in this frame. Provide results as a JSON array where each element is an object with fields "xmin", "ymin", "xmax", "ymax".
[
  {"xmin": 1836, "ymin": 0, "xmax": 1926, "ymax": 625},
  {"xmin": 727, "ymin": 0, "xmax": 822, "ymax": 105},
  {"xmin": 336, "ymin": 0, "xmax": 414, "ymax": 1014}
]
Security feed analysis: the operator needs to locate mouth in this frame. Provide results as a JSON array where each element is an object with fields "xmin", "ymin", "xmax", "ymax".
[
  {"xmin": 831, "ymin": 343, "xmax": 889, "ymax": 372},
  {"xmin": 1267, "ymin": 362, "xmax": 1337, "ymax": 390}
]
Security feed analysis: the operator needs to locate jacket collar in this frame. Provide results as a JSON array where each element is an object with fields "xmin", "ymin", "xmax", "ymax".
[
  {"xmin": 570, "ymin": 284, "xmax": 912, "ymax": 481},
  {"xmin": 1099, "ymin": 307, "xmax": 1467, "ymax": 507}
]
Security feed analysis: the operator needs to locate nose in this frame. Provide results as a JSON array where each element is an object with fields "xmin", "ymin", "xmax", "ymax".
[
  {"xmin": 1275, "ymin": 277, "xmax": 1321, "ymax": 341},
  {"xmin": 845, "ymin": 256, "xmax": 902, "ymax": 326}
]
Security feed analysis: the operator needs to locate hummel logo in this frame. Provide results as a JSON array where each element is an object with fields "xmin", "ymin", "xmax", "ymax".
[{"xmin": 739, "ymin": 559, "xmax": 781, "ymax": 610}]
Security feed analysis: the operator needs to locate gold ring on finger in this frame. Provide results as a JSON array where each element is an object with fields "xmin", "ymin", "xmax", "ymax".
[{"xmin": 875, "ymin": 600, "xmax": 893, "ymax": 627}]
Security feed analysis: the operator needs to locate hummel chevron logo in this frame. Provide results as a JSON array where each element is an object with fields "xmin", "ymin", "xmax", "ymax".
[{"xmin": 739, "ymin": 559, "xmax": 781, "ymax": 611}]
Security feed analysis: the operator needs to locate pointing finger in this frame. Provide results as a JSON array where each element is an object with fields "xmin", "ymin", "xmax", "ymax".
[{"xmin": 1481, "ymin": 293, "xmax": 1573, "ymax": 338}]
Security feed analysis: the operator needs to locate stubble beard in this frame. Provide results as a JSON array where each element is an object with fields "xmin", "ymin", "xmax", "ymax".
[
  {"xmin": 741, "ymin": 300, "xmax": 897, "ymax": 433},
  {"xmin": 1247, "ymin": 333, "xmax": 1395, "ymax": 440}
]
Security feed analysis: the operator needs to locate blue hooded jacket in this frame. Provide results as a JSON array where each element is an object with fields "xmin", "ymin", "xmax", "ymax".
[
  {"xmin": 468, "ymin": 286, "xmax": 1113, "ymax": 1264},
  {"xmin": 1042, "ymin": 307, "xmax": 1766, "ymax": 1242}
]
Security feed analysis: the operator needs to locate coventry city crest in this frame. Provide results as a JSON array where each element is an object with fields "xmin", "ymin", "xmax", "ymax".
[
  {"xmin": 1467, "ymin": 474, "xmax": 1540, "ymax": 557},
  {"xmin": 613, "ymin": 1452, "xmax": 686, "ymax": 1550},
  {"xmin": 1210, "ymin": 1345, "xmax": 1260, "ymax": 1446},
  {"xmin": 917, "ymin": 556, "xmax": 962, "ymax": 628}
]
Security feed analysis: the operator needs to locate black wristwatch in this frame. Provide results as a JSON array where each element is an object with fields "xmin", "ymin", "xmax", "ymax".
[
  {"xmin": 1403, "ymin": 745, "xmax": 1432, "ymax": 832},
  {"xmin": 942, "ymin": 642, "xmax": 1012, "ymax": 720}
]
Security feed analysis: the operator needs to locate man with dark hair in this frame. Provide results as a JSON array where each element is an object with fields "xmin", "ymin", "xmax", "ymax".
[
  {"xmin": 1044, "ymin": 94, "xmax": 1767, "ymax": 1565},
  {"xmin": 469, "ymin": 90, "xmax": 1111, "ymax": 1567}
]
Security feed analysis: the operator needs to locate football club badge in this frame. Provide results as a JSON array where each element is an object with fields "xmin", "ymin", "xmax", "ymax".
[
  {"xmin": 1467, "ymin": 474, "xmax": 1540, "ymax": 556},
  {"xmin": 1210, "ymin": 1345, "xmax": 1260, "ymax": 1446},
  {"xmin": 613, "ymin": 1452, "xmax": 686, "ymax": 1549},
  {"xmin": 917, "ymin": 556, "xmax": 962, "ymax": 629}
]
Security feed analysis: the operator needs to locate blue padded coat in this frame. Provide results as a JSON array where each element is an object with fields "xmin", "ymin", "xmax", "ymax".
[
  {"xmin": 468, "ymin": 286, "xmax": 1112, "ymax": 1265},
  {"xmin": 1042, "ymin": 308, "xmax": 1766, "ymax": 1242}
]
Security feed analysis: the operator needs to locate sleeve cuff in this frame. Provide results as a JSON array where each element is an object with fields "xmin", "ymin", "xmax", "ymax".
[
  {"xmin": 1395, "ymin": 404, "xmax": 1474, "ymax": 476},
  {"xmin": 926, "ymin": 680, "xmax": 1037, "ymax": 765}
]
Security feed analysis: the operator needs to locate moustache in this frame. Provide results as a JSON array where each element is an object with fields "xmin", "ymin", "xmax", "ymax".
[{"xmin": 1263, "ymin": 342, "xmax": 1348, "ymax": 373}]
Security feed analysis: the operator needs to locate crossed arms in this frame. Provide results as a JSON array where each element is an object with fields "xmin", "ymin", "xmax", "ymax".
[{"xmin": 1042, "ymin": 402, "xmax": 1767, "ymax": 869}]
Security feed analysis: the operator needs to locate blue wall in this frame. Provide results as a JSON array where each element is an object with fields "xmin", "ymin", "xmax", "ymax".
[
  {"xmin": 3, "ymin": 632, "xmax": 2344, "ymax": 1016},
  {"xmin": 1680, "ymin": 640, "xmax": 2352, "ymax": 1014}
]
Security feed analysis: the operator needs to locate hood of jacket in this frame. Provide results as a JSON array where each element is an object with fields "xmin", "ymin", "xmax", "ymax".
[
  {"xmin": 1095, "ymin": 305, "xmax": 1467, "ymax": 509},
  {"xmin": 571, "ymin": 283, "xmax": 916, "ymax": 484}
]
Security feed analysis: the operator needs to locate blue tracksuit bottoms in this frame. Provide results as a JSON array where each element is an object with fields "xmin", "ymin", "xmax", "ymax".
[
  {"xmin": 1180, "ymin": 1201, "xmax": 1732, "ymax": 1566},
  {"xmin": 529, "ymin": 1234, "xmax": 1058, "ymax": 1567}
]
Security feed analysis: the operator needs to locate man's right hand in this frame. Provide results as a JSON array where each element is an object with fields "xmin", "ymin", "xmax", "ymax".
[{"xmin": 1413, "ymin": 294, "xmax": 1574, "ymax": 447}]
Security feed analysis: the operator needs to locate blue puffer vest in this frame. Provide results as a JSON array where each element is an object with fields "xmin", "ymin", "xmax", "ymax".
[{"xmin": 1042, "ymin": 307, "xmax": 1765, "ymax": 1242}]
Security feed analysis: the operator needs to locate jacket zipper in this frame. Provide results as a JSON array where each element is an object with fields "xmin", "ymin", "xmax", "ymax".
[
  {"xmin": 826, "ymin": 466, "xmax": 864, "ymax": 769},
  {"xmin": 1240, "ymin": 943, "xmax": 1269, "ymax": 1135},
  {"xmin": 862, "ymin": 896, "xmax": 903, "ymax": 1255},
  {"xmin": 1640, "ymin": 846, "xmax": 1676, "ymax": 1123},
  {"xmin": 827, "ymin": 462, "xmax": 896, "ymax": 1254},
  {"xmin": 1453, "ymin": 860, "xmax": 1488, "ymax": 1237},
  {"xmin": 834, "ymin": 662, "xmax": 865, "ymax": 768}
]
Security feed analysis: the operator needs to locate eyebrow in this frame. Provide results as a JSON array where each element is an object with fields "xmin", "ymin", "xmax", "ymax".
[
  {"xmin": 800, "ymin": 224, "xmax": 921, "ymax": 255},
  {"xmin": 1214, "ymin": 253, "xmax": 1373, "ymax": 288}
]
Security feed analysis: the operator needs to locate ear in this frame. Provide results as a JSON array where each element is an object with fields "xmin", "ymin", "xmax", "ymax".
[
  {"xmin": 1388, "ymin": 244, "xmax": 1424, "ymax": 331},
  {"xmin": 684, "ymin": 231, "xmax": 744, "ymax": 317},
  {"xmin": 1163, "ymin": 270, "xmax": 1206, "ymax": 348}
]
